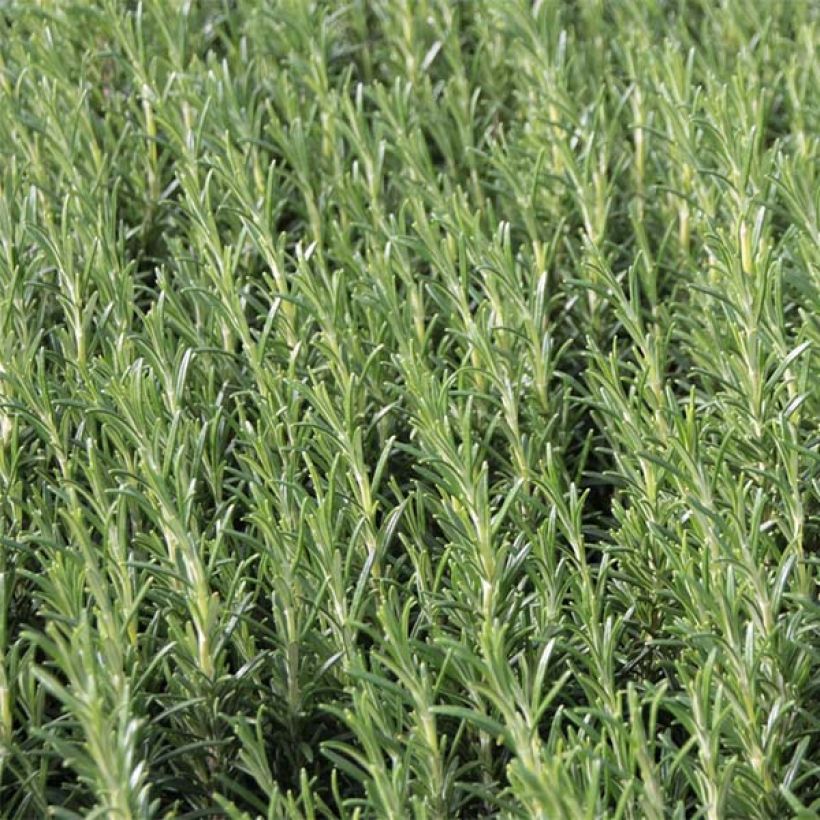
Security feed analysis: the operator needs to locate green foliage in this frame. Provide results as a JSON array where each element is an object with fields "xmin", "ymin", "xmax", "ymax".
[{"xmin": 0, "ymin": 0, "xmax": 817, "ymax": 816}]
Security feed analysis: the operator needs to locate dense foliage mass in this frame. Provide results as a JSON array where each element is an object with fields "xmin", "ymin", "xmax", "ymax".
[{"xmin": 0, "ymin": 1, "xmax": 817, "ymax": 817}]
